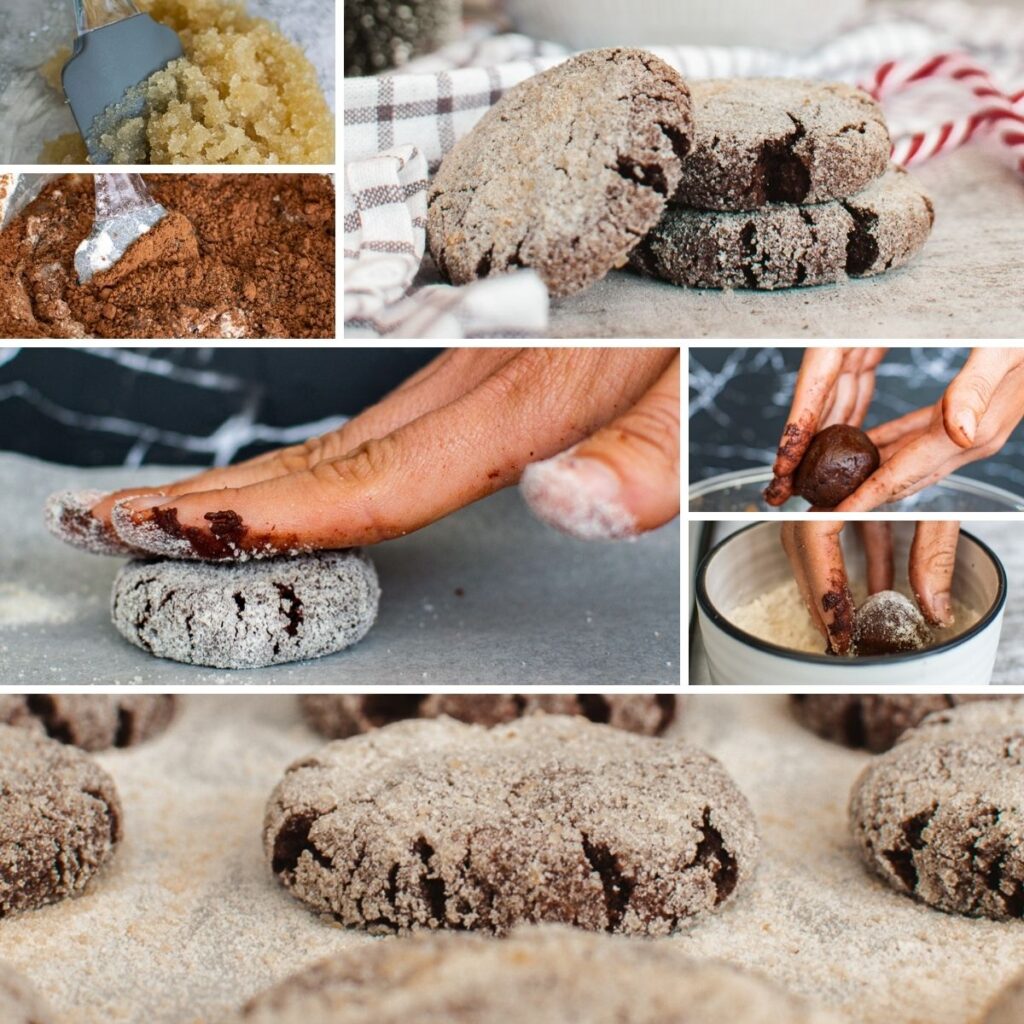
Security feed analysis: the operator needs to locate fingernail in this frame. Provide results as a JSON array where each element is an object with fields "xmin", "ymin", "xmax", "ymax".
[
  {"xmin": 520, "ymin": 452, "xmax": 636, "ymax": 541},
  {"xmin": 956, "ymin": 408, "xmax": 977, "ymax": 445},
  {"xmin": 934, "ymin": 592, "xmax": 954, "ymax": 627},
  {"xmin": 122, "ymin": 494, "xmax": 167, "ymax": 515}
]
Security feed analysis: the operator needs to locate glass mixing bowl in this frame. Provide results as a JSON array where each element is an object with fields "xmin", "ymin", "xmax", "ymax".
[
  {"xmin": 689, "ymin": 467, "xmax": 1024, "ymax": 513},
  {"xmin": 0, "ymin": 0, "xmax": 334, "ymax": 163}
]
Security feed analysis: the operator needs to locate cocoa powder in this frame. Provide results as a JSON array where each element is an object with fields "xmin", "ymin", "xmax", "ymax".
[{"xmin": 0, "ymin": 174, "xmax": 335, "ymax": 339}]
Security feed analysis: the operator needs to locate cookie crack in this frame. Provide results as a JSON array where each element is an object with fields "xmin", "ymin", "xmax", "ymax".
[
  {"xmin": 413, "ymin": 837, "xmax": 448, "ymax": 924},
  {"xmin": 840, "ymin": 201, "xmax": 880, "ymax": 276},
  {"xmin": 757, "ymin": 113, "xmax": 810, "ymax": 204},
  {"xmin": 581, "ymin": 834, "xmax": 634, "ymax": 930},
  {"xmin": 738, "ymin": 223, "xmax": 759, "ymax": 289},
  {"xmin": 693, "ymin": 807, "xmax": 738, "ymax": 905},
  {"xmin": 271, "ymin": 812, "xmax": 332, "ymax": 876},
  {"xmin": 274, "ymin": 583, "xmax": 304, "ymax": 638},
  {"xmin": 883, "ymin": 804, "xmax": 936, "ymax": 892}
]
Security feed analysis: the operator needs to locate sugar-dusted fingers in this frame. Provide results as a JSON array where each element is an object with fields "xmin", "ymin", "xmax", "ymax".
[
  {"xmin": 858, "ymin": 521, "xmax": 894, "ymax": 594},
  {"xmin": 780, "ymin": 522, "xmax": 828, "ymax": 641},
  {"xmin": 111, "ymin": 349, "xmax": 675, "ymax": 559},
  {"xmin": 780, "ymin": 520, "xmax": 855, "ymax": 653},
  {"xmin": 909, "ymin": 521, "xmax": 960, "ymax": 627},
  {"xmin": 520, "ymin": 354, "xmax": 679, "ymax": 539}
]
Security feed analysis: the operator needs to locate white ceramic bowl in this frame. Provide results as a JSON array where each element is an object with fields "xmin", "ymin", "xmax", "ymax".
[
  {"xmin": 696, "ymin": 523, "xmax": 1007, "ymax": 685},
  {"xmin": 503, "ymin": 0, "xmax": 865, "ymax": 51}
]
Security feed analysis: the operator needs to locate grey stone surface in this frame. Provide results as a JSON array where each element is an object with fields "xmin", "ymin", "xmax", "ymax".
[{"xmin": 0, "ymin": 453, "xmax": 679, "ymax": 685}]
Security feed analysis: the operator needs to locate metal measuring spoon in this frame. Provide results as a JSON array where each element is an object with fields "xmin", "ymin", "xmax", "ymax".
[
  {"xmin": 62, "ymin": 0, "xmax": 183, "ymax": 164},
  {"xmin": 74, "ymin": 173, "xmax": 168, "ymax": 284}
]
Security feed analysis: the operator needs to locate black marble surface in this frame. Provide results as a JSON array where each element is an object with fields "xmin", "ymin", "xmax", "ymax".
[
  {"xmin": 689, "ymin": 347, "xmax": 1024, "ymax": 495},
  {"xmin": 0, "ymin": 348, "xmax": 439, "ymax": 467}
]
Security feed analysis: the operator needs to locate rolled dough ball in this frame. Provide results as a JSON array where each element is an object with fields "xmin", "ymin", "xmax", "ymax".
[
  {"xmin": 793, "ymin": 424, "xmax": 880, "ymax": 507},
  {"xmin": 854, "ymin": 591, "xmax": 931, "ymax": 656},
  {"xmin": 111, "ymin": 552, "xmax": 379, "ymax": 669}
]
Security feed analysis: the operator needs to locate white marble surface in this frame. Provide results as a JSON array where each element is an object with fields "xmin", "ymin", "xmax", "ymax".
[{"xmin": 689, "ymin": 521, "xmax": 1023, "ymax": 684}]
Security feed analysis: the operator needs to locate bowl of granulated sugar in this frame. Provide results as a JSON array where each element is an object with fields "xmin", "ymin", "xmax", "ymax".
[{"xmin": 695, "ymin": 522, "xmax": 1006, "ymax": 685}]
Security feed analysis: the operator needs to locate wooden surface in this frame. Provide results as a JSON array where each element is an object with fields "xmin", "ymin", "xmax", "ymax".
[
  {"xmin": 550, "ymin": 149, "xmax": 1024, "ymax": 339},
  {"xmin": 689, "ymin": 521, "xmax": 1023, "ymax": 684}
]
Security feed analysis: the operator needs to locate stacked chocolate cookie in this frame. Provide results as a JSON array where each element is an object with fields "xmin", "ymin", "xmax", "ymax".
[
  {"xmin": 427, "ymin": 57, "xmax": 934, "ymax": 296},
  {"xmin": 632, "ymin": 78, "xmax": 935, "ymax": 290}
]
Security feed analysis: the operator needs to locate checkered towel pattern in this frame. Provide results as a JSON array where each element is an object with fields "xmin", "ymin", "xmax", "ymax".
[{"xmin": 342, "ymin": 1, "xmax": 1024, "ymax": 339}]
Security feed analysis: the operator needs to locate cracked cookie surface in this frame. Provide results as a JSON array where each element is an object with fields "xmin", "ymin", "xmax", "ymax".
[
  {"xmin": 427, "ymin": 48, "xmax": 692, "ymax": 297},
  {"xmin": 792, "ymin": 695, "xmax": 1004, "ymax": 753},
  {"xmin": 674, "ymin": 78, "xmax": 891, "ymax": 211},
  {"xmin": 0, "ymin": 725, "xmax": 122, "ymax": 918},
  {"xmin": 632, "ymin": 165, "xmax": 933, "ymax": 289},
  {"xmin": 299, "ymin": 693, "xmax": 678, "ymax": 738},
  {"xmin": 240, "ymin": 925, "xmax": 838, "ymax": 1023},
  {"xmin": 111, "ymin": 552, "xmax": 380, "ymax": 670},
  {"xmin": 264, "ymin": 714, "xmax": 759, "ymax": 935},
  {"xmin": 0, "ymin": 695, "xmax": 176, "ymax": 752},
  {"xmin": 0, "ymin": 963, "xmax": 58, "ymax": 1024},
  {"xmin": 849, "ymin": 699, "xmax": 1024, "ymax": 920}
]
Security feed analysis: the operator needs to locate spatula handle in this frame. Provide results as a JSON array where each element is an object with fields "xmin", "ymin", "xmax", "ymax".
[
  {"xmin": 94, "ymin": 173, "xmax": 158, "ymax": 220},
  {"xmin": 72, "ymin": 0, "xmax": 139, "ymax": 35}
]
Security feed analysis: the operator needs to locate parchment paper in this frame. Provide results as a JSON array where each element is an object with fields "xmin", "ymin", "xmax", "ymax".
[{"xmin": 0, "ymin": 454, "xmax": 680, "ymax": 686}]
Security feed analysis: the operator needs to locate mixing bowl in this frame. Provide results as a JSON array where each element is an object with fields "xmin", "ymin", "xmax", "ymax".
[
  {"xmin": 696, "ymin": 522, "xmax": 1006, "ymax": 685},
  {"xmin": 690, "ymin": 468, "xmax": 1024, "ymax": 513}
]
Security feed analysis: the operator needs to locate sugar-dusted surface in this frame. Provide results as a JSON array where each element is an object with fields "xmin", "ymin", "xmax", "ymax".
[
  {"xmin": 1, "ymin": 695, "xmax": 1023, "ymax": 1023},
  {"xmin": 0, "ymin": 454, "xmax": 678, "ymax": 685}
]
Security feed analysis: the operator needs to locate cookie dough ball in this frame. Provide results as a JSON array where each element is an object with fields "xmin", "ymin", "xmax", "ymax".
[
  {"xmin": 239, "ymin": 926, "xmax": 839, "ymax": 1024},
  {"xmin": 0, "ymin": 964, "xmax": 57, "ymax": 1024},
  {"xmin": 986, "ymin": 970, "xmax": 1024, "ymax": 1024},
  {"xmin": 793, "ymin": 424, "xmax": 880, "ymax": 507},
  {"xmin": 849, "ymin": 699, "xmax": 1024, "ymax": 920},
  {"xmin": 111, "ymin": 552, "xmax": 380, "ymax": 669},
  {"xmin": 0, "ymin": 725, "xmax": 122, "ymax": 917},
  {"xmin": 265, "ymin": 716, "xmax": 758, "ymax": 935},
  {"xmin": 854, "ymin": 591, "xmax": 931, "ymax": 656},
  {"xmin": 791, "ymin": 694, "xmax": 1002, "ymax": 752},
  {"xmin": 0, "ymin": 695, "xmax": 176, "ymax": 751},
  {"xmin": 299, "ymin": 693, "xmax": 678, "ymax": 738}
]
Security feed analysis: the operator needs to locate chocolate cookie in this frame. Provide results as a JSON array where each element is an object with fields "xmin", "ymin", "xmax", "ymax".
[
  {"xmin": 299, "ymin": 693, "xmax": 678, "ymax": 738},
  {"xmin": 791, "ymin": 694, "xmax": 1002, "ymax": 753},
  {"xmin": 986, "ymin": 970, "xmax": 1024, "ymax": 1024},
  {"xmin": 0, "ymin": 725, "xmax": 122, "ymax": 917},
  {"xmin": 631, "ymin": 165, "xmax": 933, "ymax": 290},
  {"xmin": 0, "ymin": 964, "xmax": 57, "ymax": 1024},
  {"xmin": 111, "ymin": 552, "xmax": 380, "ymax": 670},
  {"xmin": 0, "ymin": 695, "xmax": 176, "ymax": 752},
  {"xmin": 427, "ymin": 48, "xmax": 692, "ymax": 297},
  {"xmin": 674, "ymin": 78, "xmax": 891, "ymax": 211},
  {"xmin": 240, "ymin": 926, "xmax": 838, "ymax": 1023},
  {"xmin": 265, "ymin": 715, "xmax": 758, "ymax": 935},
  {"xmin": 849, "ymin": 699, "xmax": 1024, "ymax": 920}
]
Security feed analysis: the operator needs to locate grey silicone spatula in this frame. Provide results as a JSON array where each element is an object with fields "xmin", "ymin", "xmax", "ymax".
[
  {"xmin": 62, "ymin": 0, "xmax": 183, "ymax": 163},
  {"xmin": 74, "ymin": 173, "xmax": 168, "ymax": 284}
]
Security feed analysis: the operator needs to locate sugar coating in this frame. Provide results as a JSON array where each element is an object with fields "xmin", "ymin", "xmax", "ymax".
[
  {"xmin": 239, "ymin": 925, "xmax": 838, "ymax": 1023},
  {"xmin": 264, "ymin": 714, "xmax": 759, "ymax": 935},
  {"xmin": 791, "ymin": 694, "xmax": 1007, "ymax": 753},
  {"xmin": 849, "ymin": 699, "xmax": 1024, "ymax": 920},
  {"xmin": 428, "ymin": 48, "xmax": 693, "ymax": 298},
  {"xmin": 0, "ymin": 725, "xmax": 122, "ymax": 918},
  {"xmin": 675, "ymin": 78, "xmax": 891, "ymax": 211},
  {"xmin": 986, "ymin": 970, "xmax": 1024, "ymax": 1024},
  {"xmin": 520, "ymin": 452, "xmax": 638, "ymax": 540},
  {"xmin": 111, "ymin": 552, "xmax": 380, "ymax": 669},
  {"xmin": 0, "ymin": 694, "xmax": 176, "ymax": 752},
  {"xmin": 854, "ymin": 590, "xmax": 931, "ymax": 655},
  {"xmin": 632, "ymin": 166, "xmax": 934, "ymax": 290},
  {"xmin": 44, "ymin": 490, "xmax": 139, "ymax": 557},
  {"xmin": 299, "ymin": 693, "xmax": 678, "ymax": 739},
  {"xmin": 0, "ymin": 963, "xmax": 58, "ymax": 1024}
]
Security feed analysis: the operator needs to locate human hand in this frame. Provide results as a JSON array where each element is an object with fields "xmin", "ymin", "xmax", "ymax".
[
  {"xmin": 836, "ymin": 348, "xmax": 1024, "ymax": 510},
  {"xmin": 765, "ymin": 347, "xmax": 887, "ymax": 506},
  {"xmin": 52, "ymin": 348, "xmax": 679, "ymax": 560},
  {"xmin": 779, "ymin": 520, "xmax": 960, "ymax": 654}
]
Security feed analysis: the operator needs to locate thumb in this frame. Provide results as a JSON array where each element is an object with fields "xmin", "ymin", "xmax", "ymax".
[
  {"xmin": 942, "ymin": 349, "xmax": 1020, "ymax": 448},
  {"xmin": 520, "ymin": 355, "xmax": 680, "ymax": 540}
]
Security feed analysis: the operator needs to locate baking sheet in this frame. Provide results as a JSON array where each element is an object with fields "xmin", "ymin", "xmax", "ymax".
[
  {"xmin": 0, "ymin": 454, "xmax": 680, "ymax": 686},
  {"xmin": 1, "ymin": 693, "xmax": 1022, "ymax": 1023}
]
